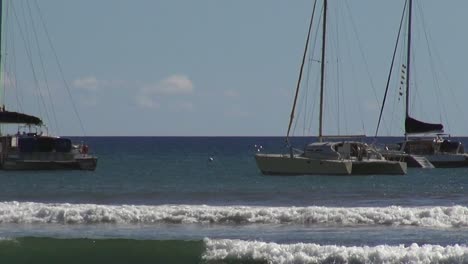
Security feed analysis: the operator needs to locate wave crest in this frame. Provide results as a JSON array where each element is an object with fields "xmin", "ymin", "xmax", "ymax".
[
  {"xmin": 0, "ymin": 202, "xmax": 467, "ymax": 227},
  {"xmin": 203, "ymin": 239, "xmax": 468, "ymax": 264}
]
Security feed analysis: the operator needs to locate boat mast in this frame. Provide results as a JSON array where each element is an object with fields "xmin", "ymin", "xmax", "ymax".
[
  {"xmin": 405, "ymin": 0, "xmax": 412, "ymax": 120},
  {"xmin": 285, "ymin": 0, "xmax": 317, "ymax": 146},
  {"xmin": 319, "ymin": 0, "xmax": 327, "ymax": 142}
]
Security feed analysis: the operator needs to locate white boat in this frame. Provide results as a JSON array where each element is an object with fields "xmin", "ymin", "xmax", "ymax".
[
  {"xmin": 334, "ymin": 141, "xmax": 406, "ymax": 175},
  {"xmin": 256, "ymin": 142, "xmax": 352, "ymax": 175},
  {"xmin": 375, "ymin": 0, "xmax": 468, "ymax": 168},
  {"xmin": 0, "ymin": 1, "xmax": 97, "ymax": 170},
  {"xmin": 255, "ymin": 0, "xmax": 406, "ymax": 176}
]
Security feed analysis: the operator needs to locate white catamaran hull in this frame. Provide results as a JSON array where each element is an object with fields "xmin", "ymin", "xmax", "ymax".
[{"xmin": 255, "ymin": 154, "xmax": 352, "ymax": 175}]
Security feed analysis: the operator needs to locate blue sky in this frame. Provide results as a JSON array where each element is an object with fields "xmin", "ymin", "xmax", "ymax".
[{"xmin": 2, "ymin": 0, "xmax": 468, "ymax": 136}]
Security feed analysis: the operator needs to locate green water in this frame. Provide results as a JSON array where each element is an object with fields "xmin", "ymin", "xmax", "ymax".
[{"xmin": 0, "ymin": 238, "xmax": 204, "ymax": 264}]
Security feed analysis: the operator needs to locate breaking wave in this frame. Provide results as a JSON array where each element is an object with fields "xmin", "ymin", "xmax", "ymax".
[
  {"xmin": 0, "ymin": 202, "xmax": 467, "ymax": 227},
  {"xmin": 203, "ymin": 239, "xmax": 468, "ymax": 264}
]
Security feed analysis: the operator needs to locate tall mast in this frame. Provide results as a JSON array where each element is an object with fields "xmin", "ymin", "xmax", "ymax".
[
  {"xmin": 319, "ymin": 0, "xmax": 327, "ymax": 142},
  {"xmin": 286, "ymin": 0, "xmax": 317, "ymax": 146},
  {"xmin": 405, "ymin": 0, "xmax": 412, "ymax": 119}
]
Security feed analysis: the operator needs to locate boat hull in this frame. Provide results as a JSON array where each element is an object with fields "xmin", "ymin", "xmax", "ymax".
[
  {"xmin": 351, "ymin": 160, "xmax": 407, "ymax": 175},
  {"xmin": 383, "ymin": 152, "xmax": 468, "ymax": 168},
  {"xmin": 2, "ymin": 157, "xmax": 98, "ymax": 171},
  {"xmin": 426, "ymin": 153, "xmax": 468, "ymax": 168},
  {"xmin": 255, "ymin": 154, "xmax": 352, "ymax": 175}
]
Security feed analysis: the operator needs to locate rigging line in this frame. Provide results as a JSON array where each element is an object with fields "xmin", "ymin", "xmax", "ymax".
[
  {"xmin": 344, "ymin": 1, "xmax": 381, "ymax": 119},
  {"xmin": 11, "ymin": 23, "xmax": 24, "ymax": 112},
  {"xmin": 17, "ymin": 1, "xmax": 41, "ymax": 115},
  {"xmin": 340, "ymin": 2, "xmax": 364, "ymax": 135},
  {"xmin": 336, "ymin": 5, "xmax": 349, "ymax": 135},
  {"xmin": 19, "ymin": 1, "xmax": 48, "ymax": 123},
  {"xmin": 426, "ymin": 14, "xmax": 465, "ymax": 127},
  {"xmin": 334, "ymin": 5, "xmax": 340, "ymax": 136},
  {"xmin": 26, "ymin": 2, "xmax": 60, "ymax": 135},
  {"xmin": 300, "ymin": 44, "xmax": 311, "ymax": 136},
  {"xmin": 389, "ymin": 32, "xmax": 408, "ymax": 136},
  {"xmin": 306, "ymin": 72, "xmax": 320, "ymax": 135},
  {"xmin": 302, "ymin": 8, "xmax": 322, "ymax": 136},
  {"xmin": 430, "ymin": 37, "xmax": 467, "ymax": 133},
  {"xmin": 417, "ymin": 1, "xmax": 451, "ymax": 131},
  {"xmin": 3, "ymin": 8, "xmax": 11, "ymax": 107},
  {"xmin": 375, "ymin": 0, "xmax": 407, "ymax": 137},
  {"xmin": 411, "ymin": 52, "xmax": 423, "ymax": 120},
  {"xmin": 294, "ymin": 6, "xmax": 322, "ymax": 137},
  {"xmin": 397, "ymin": 19, "xmax": 409, "ymax": 134},
  {"xmin": 33, "ymin": 0, "xmax": 86, "ymax": 136},
  {"xmin": 286, "ymin": 0, "xmax": 317, "ymax": 144},
  {"xmin": 324, "ymin": 11, "xmax": 338, "ymax": 135},
  {"xmin": 5, "ymin": 2, "xmax": 23, "ymax": 113},
  {"xmin": 12, "ymin": 2, "xmax": 50, "ymax": 123},
  {"xmin": 432, "ymin": 47, "xmax": 467, "ymax": 133},
  {"xmin": 0, "ymin": 0, "xmax": 4, "ymax": 109},
  {"xmin": 306, "ymin": 8, "xmax": 323, "ymax": 136}
]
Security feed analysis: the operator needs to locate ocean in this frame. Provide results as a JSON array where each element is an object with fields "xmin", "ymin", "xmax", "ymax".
[{"xmin": 1, "ymin": 136, "xmax": 468, "ymax": 263}]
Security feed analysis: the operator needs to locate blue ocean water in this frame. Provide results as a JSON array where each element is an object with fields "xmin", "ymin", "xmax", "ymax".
[{"xmin": 1, "ymin": 137, "xmax": 468, "ymax": 263}]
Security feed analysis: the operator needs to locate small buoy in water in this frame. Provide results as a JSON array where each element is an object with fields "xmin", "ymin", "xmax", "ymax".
[
  {"xmin": 209, "ymin": 157, "xmax": 214, "ymax": 162},
  {"xmin": 254, "ymin": 144, "xmax": 258, "ymax": 148},
  {"xmin": 259, "ymin": 145, "xmax": 263, "ymax": 149},
  {"xmin": 257, "ymin": 149, "xmax": 261, "ymax": 152}
]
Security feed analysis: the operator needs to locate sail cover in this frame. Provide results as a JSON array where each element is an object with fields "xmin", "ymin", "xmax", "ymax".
[
  {"xmin": 0, "ymin": 111, "xmax": 42, "ymax": 125},
  {"xmin": 405, "ymin": 116, "xmax": 443, "ymax": 134}
]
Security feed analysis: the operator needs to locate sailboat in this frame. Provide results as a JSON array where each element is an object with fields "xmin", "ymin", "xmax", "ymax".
[
  {"xmin": 0, "ymin": 0, "xmax": 97, "ymax": 170},
  {"xmin": 255, "ymin": 0, "xmax": 407, "ymax": 176},
  {"xmin": 378, "ymin": 0, "xmax": 468, "ymax": 168}
]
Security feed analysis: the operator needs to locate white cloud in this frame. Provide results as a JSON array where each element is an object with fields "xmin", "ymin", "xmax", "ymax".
[
  {"xmin": 136, "ymin": 74, "xmax": 194, "ymax": 109},
  {"xmin": 73, "ymin": 76, "xmax": 126, "ymax": 92},
  {"xmin": 73, "ymin": 76, "xmax": 100, "ymax": 91},
  {"xmin": 135, "ymin": 95, "xmax": 160, "ymax": 109},
  {"xmin": 142, "ymin": 74, "xmax": 194, "ymax": 95}
]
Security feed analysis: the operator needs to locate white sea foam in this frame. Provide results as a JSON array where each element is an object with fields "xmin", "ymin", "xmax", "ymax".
[
  {"xmin": 203, "ymin": 238, "xmax": 468, "ymax": 264},
  {"xmin": 0, "ymin": 202, "xmax": 467, "ymax": 227}
]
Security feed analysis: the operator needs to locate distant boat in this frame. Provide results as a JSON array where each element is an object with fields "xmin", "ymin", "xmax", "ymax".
[
  {"xmin": 377, "ymin": 0, "xmax": 468, "ymax": 168},
  {"xmin": 255, "ymin": 0, "xmax": 406, "ymax": 176},
  {"xmin": 0, "ymin": 0, "xmax": 97, "ymax": 170}
]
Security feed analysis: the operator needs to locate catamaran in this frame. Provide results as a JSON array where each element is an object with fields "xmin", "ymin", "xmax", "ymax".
[
  {"xmin": 255, "ymin": 0, "xmax": 407, "ymax": 175},
  {"xmin": 376, "ymin": 0, "xmax": 468, "ymax": 168}
]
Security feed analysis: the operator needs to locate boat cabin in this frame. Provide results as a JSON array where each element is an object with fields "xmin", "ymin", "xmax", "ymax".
[
  {"xmin": 334, "ymin": 141, "xmax": 383, "ymax": 161},
  {"xmin": 302, "ymin": 142, "xmax": 341, "ymax": 160},
  {"xmin": 402, "ymin": 136, "xmax": 464, "ymax": 155}
]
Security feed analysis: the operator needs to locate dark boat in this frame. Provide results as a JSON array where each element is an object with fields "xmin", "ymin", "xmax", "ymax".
[{"xmin": 0, "ymin": 1, "xmax": 97, "ymax": 171}]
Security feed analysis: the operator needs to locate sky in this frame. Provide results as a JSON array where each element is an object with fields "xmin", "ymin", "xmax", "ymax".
[{"xmin": 1, "ymin": 0, "xmax": 468, "ymax": 136}]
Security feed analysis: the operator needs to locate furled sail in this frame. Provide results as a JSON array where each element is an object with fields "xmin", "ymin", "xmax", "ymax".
[
  {"xmin": 405, "ymin": 116, "xmax": 443, "ymax": 134},
  {"xmin": 0, "ymin": 111, "xmax": 43, "ymax": 125}
]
